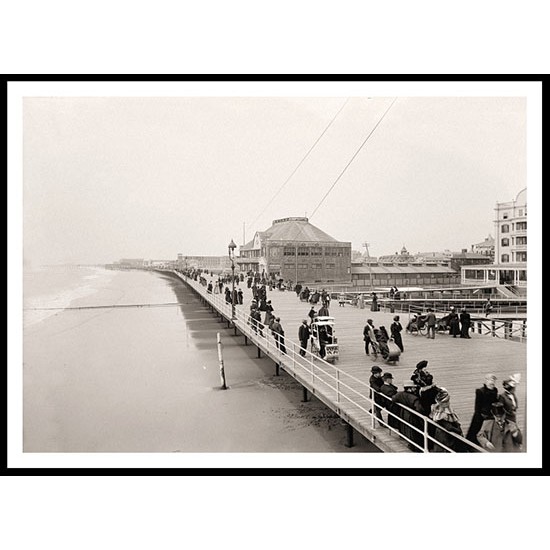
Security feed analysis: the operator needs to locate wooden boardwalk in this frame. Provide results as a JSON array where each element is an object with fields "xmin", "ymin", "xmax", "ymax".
[{"xmin": 178, "ymin": 273, "xmax": 527, "ymax": 452}]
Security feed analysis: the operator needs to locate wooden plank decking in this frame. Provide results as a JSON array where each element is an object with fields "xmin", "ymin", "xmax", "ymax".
[{"xmin": 178, "ymin": 273, "xmax": 527, "ymax": 452}]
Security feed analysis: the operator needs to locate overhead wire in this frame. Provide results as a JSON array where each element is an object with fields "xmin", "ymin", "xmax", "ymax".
[
  {"xmin": 309, "ymin": 97, "xmax": 398, "ymax": 220},
  {"xmin": 246, "ymin": 97, "xmax": 350, "ymax": 236},
  {"xmin": 279, "ymin": 97, "xmax": 398, "ymax": 257},
  {"xmin": 241, "ymin": 97, "xmax": 397, "ymax": 284}
]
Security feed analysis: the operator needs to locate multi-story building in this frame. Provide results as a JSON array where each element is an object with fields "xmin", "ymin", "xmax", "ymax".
[
  {"xmin": 237, "ymin": 217, "xmax": 351, "ymax": 283},
  {"xmin": 461, "ymin": 188, "xmax": 527, "ymax": 289}
]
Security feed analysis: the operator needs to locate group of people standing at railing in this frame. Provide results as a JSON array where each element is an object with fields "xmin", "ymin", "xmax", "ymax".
[
  {"xmin": 247, "ymin": 296, "xmax": 287, "ymax": 353},
  {"xmin": 369, "ymin": 359, "xmax": 523, "ymax": 452},
  {"xmin": 405, "ymin": 306, "xmax": 473, "ymax": 339}
]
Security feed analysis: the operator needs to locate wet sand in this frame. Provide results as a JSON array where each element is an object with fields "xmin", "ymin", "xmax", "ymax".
[{"xmin": 23, "ymin": 269, "xmax": 379, "ymax": 453}]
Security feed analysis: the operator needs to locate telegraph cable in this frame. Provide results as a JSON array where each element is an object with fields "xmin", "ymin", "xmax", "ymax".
[{"xmin": 309, "ymin": 97, "xmax": 397, "ymax": 220}]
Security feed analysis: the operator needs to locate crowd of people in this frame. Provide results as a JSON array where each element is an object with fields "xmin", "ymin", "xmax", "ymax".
[{"xmin": 368, "ymin": 359, "xmax": 523, "ymax": 452}]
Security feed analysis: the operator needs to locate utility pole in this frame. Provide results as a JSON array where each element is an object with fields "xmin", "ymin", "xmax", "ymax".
[{"xmin": 363, "ymin": 241, "xmax": 374, "ymax": 292}]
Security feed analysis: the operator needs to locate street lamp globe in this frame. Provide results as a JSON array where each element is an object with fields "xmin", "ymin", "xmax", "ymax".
[{"xmin": 228, "ymin": 239, "xmax": 237, "ymax": 258}]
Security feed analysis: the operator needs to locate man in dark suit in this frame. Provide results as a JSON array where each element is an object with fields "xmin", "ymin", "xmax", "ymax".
[
  {"xmin": 460, "ymin": 308, "xmax": 471, "ymax": 338},
  {"xmin": 298, "ymin": 320, "xmax": 310, "ymax": 357}
]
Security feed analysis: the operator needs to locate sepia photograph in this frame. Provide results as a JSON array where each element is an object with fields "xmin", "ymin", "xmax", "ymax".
[{"xmin": 7, "ymin": 79, "xmax": 542, "ymax": 470}]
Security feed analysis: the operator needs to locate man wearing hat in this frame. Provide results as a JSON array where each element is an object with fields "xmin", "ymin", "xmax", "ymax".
[
  {"xmin": 298, "ymin": 319, "xmax": 311, "ymax": 357},
  {"xmin": 425, "ymin": 308, "xmax": 437, "ymax": 339},
  {"xmin": 363, "ymin": 318, "xmax": 376, "ymax": 355},
  {"xmin": 271, "ymin": 317, "xmax": 286, "ymax": 354},
  {"xmin": 369, "ymin": 366, "xmax": 384, "ymax": 425},
  {"xmin": 411, "ymin": 360, "xmax": 431, "ymax": 387},
  {"xmin": 379, "ymin": 372, "xmax": 399, "ymax": 428},
  {"xmin": 459, "ymin": 307, "xmax": 471, "ymax": 338},
  {"xmin": 448, "ymin": 306, "xmax": 460, "ymax": 337},
  {"xmin": 263, "ymin": 300, "xmax": 274, "ymax": 325},
  {"xmin": 499, "ymin": 374, "xmax": 521, "ymax": 423},
  {"xmin": 392, "ymin": 380, "xmax": 424, "ymax": 450},
  {"xmin": 476, "ymin": 401, "xmax": 523, "ymax": 452},
  {"xmin": 465, "ymin": 374, "xmax": 499, "ymax": 443}
]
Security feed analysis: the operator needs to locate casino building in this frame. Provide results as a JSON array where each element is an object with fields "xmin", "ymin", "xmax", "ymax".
[{"xmin": 237, "ymin": 217, "xmax": 352, "ymax": 283}]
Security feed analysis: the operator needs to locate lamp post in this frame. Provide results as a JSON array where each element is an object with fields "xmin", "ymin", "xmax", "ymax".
[{"xmin": 228, "ymin": 239, "xmax": 237, "ymax": 322}]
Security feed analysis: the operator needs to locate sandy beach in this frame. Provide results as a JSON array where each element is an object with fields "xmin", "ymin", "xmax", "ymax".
[{"xmin": 23, "ymin": 269, "xmax": 378, "ymax": 453}]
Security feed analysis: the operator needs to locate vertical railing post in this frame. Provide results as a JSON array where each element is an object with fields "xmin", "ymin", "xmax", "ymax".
[
  {"xmin": 217, "ymin": 333, "xmax": 228, "ymax": 390},
  {"xmin": 423, "ymin": 417, "xmax": 429, "ymax": 452},
  {"xmin": 491, "ymin": 319, "xmax": 496, "ymax": 337},
  {"xmin": 345, "ymin": 423, "xmax": 354, "ymax": 448},
  {"xmin": 370, "ymin": 390, "xmax": 375, "ymax": 429}
]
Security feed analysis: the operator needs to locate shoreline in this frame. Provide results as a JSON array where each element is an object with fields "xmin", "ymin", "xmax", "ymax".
[{"xmin": 23, "ymin": 268, "xmax": 379, "ymax": 453}]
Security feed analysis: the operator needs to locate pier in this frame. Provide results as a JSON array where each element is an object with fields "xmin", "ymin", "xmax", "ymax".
[{"xmin": 172, "ymin": 271, "xmax": 527, "ymax": 453}]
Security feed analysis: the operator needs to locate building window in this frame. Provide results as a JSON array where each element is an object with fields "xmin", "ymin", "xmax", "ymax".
[
  {"xmin": 298, "ymin": 264, "xmax": 308, "ymax": 269},
  {"xmin": 284, "ymin": 263, "xmax": 294, "ymax": 269},
  {"xmin": 310, "ymin": 248, "xmax": 322, "ymax": 256},
  {"xmin": 518, "ymin": 209, "xmax": 523, "ymax": 216},
  {"xmin": 465, "ymin": 269, "xmax": 483, "ymax": 280},
  {"xmin": 283, "ymin": 247, "xmax": 295, "ymax": 256},
  {"xmin": 297, "ymin": 247, "xmax": 309, "ymax": 256},
  {"xmin": 501, "ymin": 238, "xmax": 509, "ymax": 247},
  {"xmin": 501, "ymin": 254, "xmax": 510, "ymax": 263},
  {"xmin": 326, "ymin": 263, "xmax": 335, "ymax": 268},
  {"xmin": 516, "ymin": 221, "xmax": 527, "ymax": 231},
  {"xmin": 501, "ymin": 224, "xmax": 509, "ymax": 233},
  {"xmin": 516, "ymin": 252, "xmax": 527, "ymax": 262},
  {"xmin": 518, "ymin": 270, "xmax": 527, "ymax": 281},
  {"xmin": 516, "ymin": 236, "xmax": 527, "ymax": 245},
  {"xmin": 503, "ymin": 213, "xmax": 508, "ymax": 219},
  {"xmin": 311, "ymin": 263, "xmax": 322, "ymax": 269}
]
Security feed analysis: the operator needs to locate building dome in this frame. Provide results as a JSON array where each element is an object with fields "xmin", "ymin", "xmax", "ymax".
[{"xmin": 515, "ymin": 187, "xmax": 527, "ymax": 206}]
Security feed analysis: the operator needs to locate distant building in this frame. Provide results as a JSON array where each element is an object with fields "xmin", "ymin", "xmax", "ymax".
[
  {"xmin": 378, "ymin": 246, "xmax": 416, "ymax": 264},
  {"xmin": 176, "ymin": 254, "xmax": 231, "ymax": 272},
  {"xmin": 471, "ymin": 234, "xmax": 495, "ymax": 258},
  {"xmin": 149, "ymin": 259, "xmax": 177, "ymax": 269},
  {"xmin": 449, "ymin": 249, "xmax": 493, "ymax": 272},
  {"xmin": 461, "ymin": 188, "xmax": 527, "ymax": 289},
  {"xmin": 237, "ymin": 217, "xmax": 351, "ymax": 283},
  {"xmin": 119, "ymin": 258, "xmax": 145, "ymax": 268},
  {"xmin": 415, "ymin": 250, "xmax": 452, "ymax": 263},
  {"xmin": 351, "ymin": 262, "xmax": 459, "ymax": 288}
]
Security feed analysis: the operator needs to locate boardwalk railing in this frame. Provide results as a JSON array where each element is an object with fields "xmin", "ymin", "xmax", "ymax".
[
  {"xmin": 471, "ymin": 317, "xmax": 527, "ymax": 343},
  {"xmin": 398, "ymin": 305, "xmax": 526, "ymax": 343},
  {"xmin": 174, "ymin": 270, "xmax": 487, "ymax": 453}
]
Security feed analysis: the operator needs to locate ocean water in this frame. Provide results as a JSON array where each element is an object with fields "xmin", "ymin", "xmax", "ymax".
[{"xmin": 23, "ymin": 265, "xmax": 117, "ymax": 328}]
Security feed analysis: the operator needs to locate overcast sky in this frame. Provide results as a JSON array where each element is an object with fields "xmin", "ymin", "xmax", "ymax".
[{"xmin": 22, "ymin": 94, "xmax": 526, "ymax": 265}]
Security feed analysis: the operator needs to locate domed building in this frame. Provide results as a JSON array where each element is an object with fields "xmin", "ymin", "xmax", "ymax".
[
  {"xmin": 378, "ymin": 245, "xmax": 415, "ymax": 264},
  {"xmin": 237, "ymin": 217, "xmax": 351, "ymax": 283}
]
